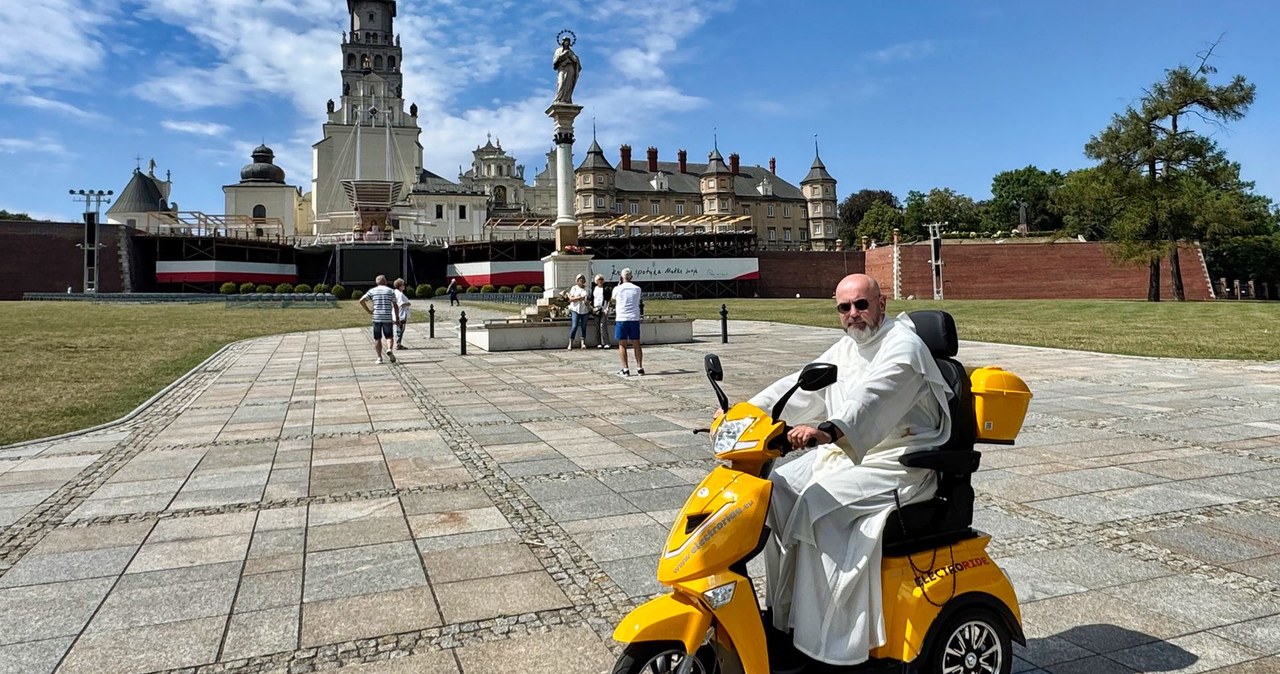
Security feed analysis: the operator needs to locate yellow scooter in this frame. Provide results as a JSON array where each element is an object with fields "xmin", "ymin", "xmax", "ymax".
[{"xmin": 611, "ymin": 310, "xmax": 1031, "ymax": 674}]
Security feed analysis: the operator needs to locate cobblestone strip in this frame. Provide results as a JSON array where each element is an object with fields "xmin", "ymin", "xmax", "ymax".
[
  {"xmin": 0, "ymin": 343, "xmax": 246, "ymax": 574},
  {"xmin": 514, "ymin": 457, "xmax": 720, "ymax": 485},
  {"xmin": 159, "ymin": 607, "xmax": 590, "ymax": 674},
  {"xmin": 390, "ymin": 364, "xmax": 636, "ymax": 641}
]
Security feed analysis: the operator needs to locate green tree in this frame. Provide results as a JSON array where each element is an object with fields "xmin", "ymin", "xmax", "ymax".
[
  {"xmin": 0, "ymin": 209, "xmax": 38, "ymax": 221},
  {"xmin": 856, "ymin": 202, "xmax": 905, "ymax": 245},
  {"xmin": 1084, "ymin": 44, "xmax": 1256, "ymax": 300},
  {"xmin": 837, "ymin": 189, "xmax": 899, "ymax": 247},
  {"xmin": 985, "ymin": 165, "xmax": 1066, "ymax": 233},
  {"xmin": 903, "ymin": 188, "xmax": 981, "ymax": 237}
]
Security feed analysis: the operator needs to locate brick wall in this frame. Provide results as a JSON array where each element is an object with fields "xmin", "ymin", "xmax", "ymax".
[
  {"xmin": 0, "ymin": 220, "xmax": 127, "ymax": 299},
  {"xmin": 756, "ymin": 250, "xmax": 866, "ymax": 298},
  {"xmin": 864, "ymin": 240, "xmax": 1212, "ymax": 300}
]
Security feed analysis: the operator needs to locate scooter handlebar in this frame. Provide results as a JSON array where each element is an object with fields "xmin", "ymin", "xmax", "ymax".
[{"xmin": 768, "ymin": 424, "xmax": 818, "ymax": 454}]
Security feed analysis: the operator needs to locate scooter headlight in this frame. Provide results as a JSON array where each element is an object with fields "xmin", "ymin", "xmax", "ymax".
[
  {"xmin": 702, "ymin": 582, "xmax": 736, "ymax": 609},
  {"xmin": 712, "ymin": 417, "xmax": 757, "ymax": 454}
]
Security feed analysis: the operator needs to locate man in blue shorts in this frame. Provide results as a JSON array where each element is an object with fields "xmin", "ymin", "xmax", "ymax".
[
  {"xmin": 612, "ymin": 268, "xmax": 644, "ymax": 376},
  {"xmin": 358, "ymin": 275, "xmax": 401, "ymax": 364}
]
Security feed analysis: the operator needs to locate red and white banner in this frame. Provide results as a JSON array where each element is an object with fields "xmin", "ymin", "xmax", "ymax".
[
  {"xmin": 156, "ymin": 261, "xmax": 297, "ymax": 284},
  {"xmin": 447, "ymin": 258, "xmax": 758, "ymax": 286}
]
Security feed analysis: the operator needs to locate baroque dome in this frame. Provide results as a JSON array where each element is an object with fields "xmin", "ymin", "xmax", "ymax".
[{"xmin": 240, "ymin": 145, "xmax": 286, "ymax": 183}]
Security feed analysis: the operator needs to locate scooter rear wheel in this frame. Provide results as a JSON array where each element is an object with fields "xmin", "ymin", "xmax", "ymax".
[
  {"xmin": 611, "ymin": 641, "xmax": 717, "ymax": 674},
  {"xmin": 920, "ymin": 607, "xmax": 1012, "ymax": 674}
]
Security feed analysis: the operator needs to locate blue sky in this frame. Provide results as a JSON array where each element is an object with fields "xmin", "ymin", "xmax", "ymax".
[{"xmin": 2, "ymin": 0, "xmax": 1277, "ymax": 222}]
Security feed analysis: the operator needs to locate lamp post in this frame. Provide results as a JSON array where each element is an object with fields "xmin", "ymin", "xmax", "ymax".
[{"xmin": 69, "ymin": 189, "xmax": 113, "ymax": 293}]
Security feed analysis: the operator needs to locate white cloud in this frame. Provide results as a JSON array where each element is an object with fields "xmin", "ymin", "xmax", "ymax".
[
  {"xmin": 0, "ymin": 136, "xmax": 68, "ymax": 155},
  {"xmin": 17, "ymin": 94, "xmax": 103, "ymax": 120},
  {"xmin": 162, "ymin": 120, "xmax": 231, "ymax": 136},
  {"xmin": 866, "ymin": 40, "xmax": 937, "ymax": 63},
  {"xmin": 0, "ymin": 1, "xmax": 116, "ymax": 89}
]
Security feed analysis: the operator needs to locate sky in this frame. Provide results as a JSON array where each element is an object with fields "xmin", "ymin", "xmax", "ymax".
[{"xmin": 2, "ymin": 0, "xmax": 1278, "ymax": 223}]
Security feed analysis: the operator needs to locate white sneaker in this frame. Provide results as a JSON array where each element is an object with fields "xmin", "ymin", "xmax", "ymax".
[
  {"xmin": 567, "ymin": 344, "xmax": 573, "ymax": 351},
  {"xmin": 616, "ymin": 369, "xmax": 629, "ymax": 377},
  {"xmin": 637, "ymin": 368, "xmax": 645, "ymax": 376},
  {"xmin": 375, "ymin": 358, "xmax": 383, "ymax": 364},
  {"xmin": 580, "ymin": 342, "xmax": 588, "ymax": 349}
]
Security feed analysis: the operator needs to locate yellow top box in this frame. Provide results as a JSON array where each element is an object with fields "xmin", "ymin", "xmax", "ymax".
[{"xmin": 970, "ymin": 366, "xmax": 1032, "ymax": 444}]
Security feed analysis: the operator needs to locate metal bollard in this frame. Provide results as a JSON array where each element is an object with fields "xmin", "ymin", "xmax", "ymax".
[
  {"xmin": 720, "ymin": 303, "xmax": 729, "ymax": 344},
  {"xmin": 459, "ymin": 311, "xmax": 467, "ymax": 355},
  {"xmin": 428, "ymin": 304, "xmax": 436, "ymax": 339}
]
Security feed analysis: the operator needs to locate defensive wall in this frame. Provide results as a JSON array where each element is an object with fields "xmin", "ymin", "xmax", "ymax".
[
  {"xmin": 0, "ymin": 220, "xmax": 130, "ymax": 298},
  {"xmin": 862, "ymin": 240, "xmax": 1214, "ymax": 301}
]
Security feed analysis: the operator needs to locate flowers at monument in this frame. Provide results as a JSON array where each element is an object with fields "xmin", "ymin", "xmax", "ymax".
[{"xmin": 559, "ymin": 244, "xmax": 589, "ymax": 255}]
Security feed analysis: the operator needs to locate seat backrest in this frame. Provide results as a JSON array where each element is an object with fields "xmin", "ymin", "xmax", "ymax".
[{"xmin": 908, "ymin": 310, "xmax": 976, "ymax": 453}]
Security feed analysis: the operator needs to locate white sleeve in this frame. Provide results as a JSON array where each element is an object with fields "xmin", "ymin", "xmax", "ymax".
[{"xmin": 827, "ymin": 361, "xmax": 925, "ymax": 463}]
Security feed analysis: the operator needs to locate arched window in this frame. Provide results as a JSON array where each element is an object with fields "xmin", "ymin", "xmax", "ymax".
[
  {"xmin": 252, "ymin": 205, "xmax": 267, "ymax": 219},
  {"xmin": 369, "ymin": 12, "xmax": 375, "ymax": 22},
  {"xmin": 374, "ymin": 55, "xmax": 383, "ymax": 69},
  {"xmin": 346, "ymin": 53, "xmax": 355, "ymax": 69},
  {"xmin": 388, "ymin": 56, "xmax": 396, "ymax": 70}
]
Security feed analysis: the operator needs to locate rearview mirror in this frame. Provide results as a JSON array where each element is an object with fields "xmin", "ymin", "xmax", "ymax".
[
  {"xmin": 798, "ymin": 363, "xmax": 837, "ymax": 391},
  {"xmin": 704, "ymin": 354, "xmax": 724, "ymax": 382}
]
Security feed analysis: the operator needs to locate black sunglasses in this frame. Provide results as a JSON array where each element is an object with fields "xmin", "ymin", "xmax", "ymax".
[{"xmin": 835, "ymin": 299, "xmax": 871, "ymax": 314}]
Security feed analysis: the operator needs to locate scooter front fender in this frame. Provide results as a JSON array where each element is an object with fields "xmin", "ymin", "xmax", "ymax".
[{"xmin": 612, "ymin": 591, "xmax": 712, "ymax": 655}]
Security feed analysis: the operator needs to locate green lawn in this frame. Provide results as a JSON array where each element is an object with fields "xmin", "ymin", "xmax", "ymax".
[
  {"xmin": 642, "ymin": 298, "xmax": 1280, "ymax": 361},
  {"xmin": 0, "ymin": 302, "xmax": 368, "ymax": 446}
]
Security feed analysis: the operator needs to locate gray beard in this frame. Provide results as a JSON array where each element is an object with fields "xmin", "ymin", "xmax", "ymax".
[{"xmin": 846, "ymin": 321, "xmax": 882, "ymax": 344}]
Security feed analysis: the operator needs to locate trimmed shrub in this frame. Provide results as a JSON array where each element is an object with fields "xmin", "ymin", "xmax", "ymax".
[
  {"xmin": 481, "ymin": 284, "xmax": 496, "ymax": 293},
  {"xmin": 466, "ymin": 285, "xmax": 480, "ymax": 294},
  {"xmin": 498, "ymin": 286, "xmax": 512, "ymax": 293},
  {"xmin": 513, "ymin": 284, "xmax": 527, "ymax": 293},
  {"xmin": 530, "ymin": 285, "xmax": 543, "ymax": 293},
  {"xmin": 219, "ymin": 282, "xmax": 238, "ymax": 295},
  {"xmin": 313, "ymin": 283, "xmax": 329, "ymax": 295},
  {"xmin": 434, "ymin": 286, "xmax": 447, "ymax": 296},
  {"xmin": 415, "ymin": 283, "xmax": 432, "ymax": 298},
  {"xmin": 255, "ymin": 284, "xmax": 273, "ymax": 293},
  {"xmin": 274, "ymin": 283, "xmax": 294, "ymax": 293},
  {"xmin": 239, "ymin": 282, "xmax": 256, "ymax": 294},
  {"xmin": 331, "ymin": 284, "xmax": 348, "ymax": 299},
  {"xmin": 294, "ymin": 283, "xmax": 312, "ymax": 294}
]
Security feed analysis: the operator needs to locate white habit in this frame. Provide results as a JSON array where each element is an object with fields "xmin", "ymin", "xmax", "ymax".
[{"xmin": 749, "ymin": 314, "xmax": 953, "ymax": 665}]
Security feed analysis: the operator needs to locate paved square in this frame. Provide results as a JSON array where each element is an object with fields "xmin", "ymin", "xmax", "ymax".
[{"xmin": 2, "ymin": 305, "xmax": 1279, "ymax": 673}]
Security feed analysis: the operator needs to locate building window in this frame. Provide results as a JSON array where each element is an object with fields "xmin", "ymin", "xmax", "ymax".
[
  {"xmin": 582, "ymin": 195, "xmax": 590, "ymax": 208},
  {"xmin": 800, "ymin": 229, "xmax": 809, "ymax": 241},
  {"xmin": 388, "ymin": 56, "xmax": 396, "ymax": 70},
  {"xmin": 374, "ymin": 55, "xmax": 383, "ymax": 69},
  {"xmin": 252, "ymin": 204, "xmax": 266, "ymax": 219},
  {"xmin": 596, "ymin": 197, "xmax": 605, "ymax": 208},
  {"xmin": 783, "ymin": 205, "xmax": 791, "ymax": 217},
  {"xmin": 783, "ymin": 228, "xmax": 792, "ymax": 242},
  {"xmin": 767, "ymin": 204, "xmax": 775, "ymax": 217},
  {"xmin": 629, "ymin": 202, "xmax": 639, "ymax": 215},
  {"xmin": 126, "ymin": 218, "xmax": 137, "ymax": 227},
  {"xmin": 719, "ymin": 178, "xmax": 727, "ymax": 188},
  {"xmin": 814, "ymin": 223, "xmax": 822, "ymax": 235},
  {"xmin": 650, "ymin": 202, "xmax": 660, "ymax": 215},
  {"xmin": 391, "ymin": 219, "xmax": 400, "ymax": 230},
  {"xmin": 630, "ymin": 226, "xmax": 641, "ymax": 236},
  {"xmin": 719, "ymin": 199, "xmax": 728, "ymax": 211},
  {"xmin": 596, "ymin": 175, "xmax": 604, "ymax": 184},
  {"xmin": 743, "ymin": 204, "xmax": 751, "ymax": 214},
  {"xmin": 675, "ymin": 202, "xmax": 684, "ymax": 216},
  {"xmin": 767, "ymin": 227, "xmax": 776, "ymax": 241},
  {"xmin": 459, "ymin": 204, "xmax": 467, "ymax": 219},
  {"xmin": 347, "ymin": 53, "xmax": 355, "ymax": 69},
  {"xmin": 694, "ymin": 204, "xmax": 703, "ymax": 215},
  {"xmin": 826, "ymin": 204, "xmax": 833, "ymax": 215},
  {"xmin": 614, "ymin": 202, "xmax": 622, "ymax": 213}
]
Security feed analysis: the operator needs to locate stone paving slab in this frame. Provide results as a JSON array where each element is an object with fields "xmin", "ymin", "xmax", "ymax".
[{"xmin": 1, "ymin": 305, "xmax": 1280, "ymax": 673}]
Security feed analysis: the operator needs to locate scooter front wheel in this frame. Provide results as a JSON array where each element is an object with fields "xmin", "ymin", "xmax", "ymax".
[{"xmin": 611, "ymin": 641, "xmax": 717, "ymax": 674}]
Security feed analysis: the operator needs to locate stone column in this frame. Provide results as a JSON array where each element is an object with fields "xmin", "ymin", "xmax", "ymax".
[{"xmin": 542, "ymin": 102, "xmax": 590, "ymax": 299}]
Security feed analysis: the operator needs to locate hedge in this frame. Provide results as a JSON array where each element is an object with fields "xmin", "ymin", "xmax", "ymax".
[
  {"xmin": 530, "ymin": 286, "xmax": 543, "ymax": 293},
  {"xmin": 481, "ymin": 284, "xmax": 496, "ymax": 293},
  {"xmin": 294, "ymin": 283, "xmax": 312, "ymax": 294},
  {"xmin": 274, "ymin": 283, "xmax": 294, "ymax": 293},
  {"xmin": 513, "ymin": 284, "xmax": 528, "ymax": 293},
  {"xmin": 255, "ymin": 284, "xmax": 273, "ymax": 293},
  {"xmin": 434, "ymin": 287, "xmax": 447, "ymax": 296},
  {"xmin": 240, "ymin": 282, "xmax": 256, "ymax": 295},
  {"xmin": 498, "ymin": 286, "xmax": 512, "ymax": 293},
  {"xmin": 331, "ymin": 284, "xmax": 348, "ymax": 299},
  {"xmin": 466, "ymin": 286, "xmax": 480, "ymax": 293},
  {"xmin": 415, "ymin": 283, "xmax": 432, "ymax": 298},
  {"xmin": 314, "ymin": 283, "xmax": 329, "ymax": 294},
  {"xmin": 219, "ymin": 282, "xmax": 238, "ymax": 295}
]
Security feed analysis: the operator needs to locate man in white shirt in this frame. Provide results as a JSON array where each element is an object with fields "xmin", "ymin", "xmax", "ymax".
[
  {"xmin": 611, "ymin": 268, "xmax": 643, "ymax": 376},
  {"xmin": 392, "ymin": 278, "xmax": 412, "ymax": 350},
  {"xmin": 747, "ymin": 273, "xmax": 952, "ymax": 667}
]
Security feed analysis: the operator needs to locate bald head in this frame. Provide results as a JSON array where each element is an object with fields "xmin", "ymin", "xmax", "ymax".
[{"xmin": 834, "ymin": 273, "xmax": 886, "ymax": 335}]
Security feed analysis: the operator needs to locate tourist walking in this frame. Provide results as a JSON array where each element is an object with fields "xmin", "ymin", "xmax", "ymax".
[
  {"xmin": 393, "ymin": 278, "xmax": 411, "ymax": 350},
  {"xmin": 612, "ymin": 268, "xmax": 643, "ymax": 376},
  {"xmin": 591, "ymin": 274, "xmax": 611, "ymax": 349},
  {"xmin": 565, "ymin": 274, "xmax": 590, "ymax": 349},
  {"xmin": 358, "ymin": 275, "xmax": 400, "ymax": 364},
  {"xmin": 447, "ymin": 278, "xmax": 460, "ymax": 306}
]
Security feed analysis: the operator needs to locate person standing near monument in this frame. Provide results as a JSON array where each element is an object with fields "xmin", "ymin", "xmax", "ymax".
[
  {"xmin": 392, "ymin": 278, "xmax": 412, "ymax": 350},
  {"xmin": 358, "ymin": 275, "xmax": 399, "ymax": 364},
  {"xmin": 612, "ymin": 268, "xmax": 643, "ymax": 376},
  {"xmin": 552, "ymin": 32, "xmax": 581, "ymax": 104},
  {"xmin": 591, "ymin": 274, "xmax": 611, "ymax": 349},
  {"xmin": 565, "ymin": 274, "xmax": 590, "ymax": 349}
]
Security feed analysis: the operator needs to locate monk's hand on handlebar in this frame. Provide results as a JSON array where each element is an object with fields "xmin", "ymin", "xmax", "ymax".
[{"xmin": 785, "ymin": 424, "xmax": 833, "ymax": 451}]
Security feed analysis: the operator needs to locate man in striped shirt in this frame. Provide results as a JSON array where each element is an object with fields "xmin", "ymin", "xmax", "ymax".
[{"xmin": 358, "ymin": 275, "xmax": 401, "ymax": 364}]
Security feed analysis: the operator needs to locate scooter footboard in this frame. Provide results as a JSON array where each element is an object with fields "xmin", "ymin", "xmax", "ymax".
[{"xmin": 612, "ymin": 592, "xmax": 712, "ymax": 654}]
